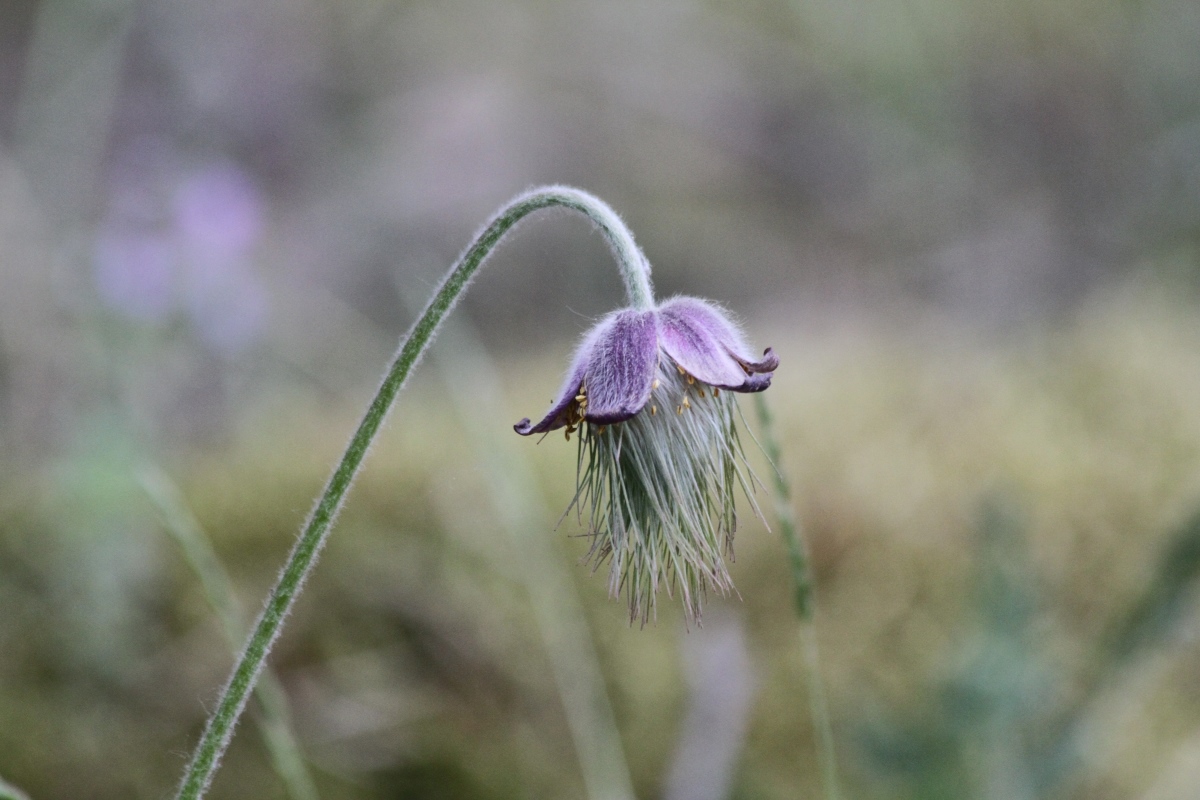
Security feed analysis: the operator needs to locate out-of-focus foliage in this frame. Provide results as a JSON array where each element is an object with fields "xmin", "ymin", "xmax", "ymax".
[
  {"xmin": 3, "ymin": 0, "xmax": 1200, "ymax": 798},
  {"xmin": 5, "ymin": 283, "xmax": 1200, "ymax": 799}
]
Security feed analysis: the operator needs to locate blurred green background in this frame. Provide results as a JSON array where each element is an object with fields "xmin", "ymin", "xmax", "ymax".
[{"xmin": 4, "ymin": 0, "xmax": 1200, "ymax": 798}]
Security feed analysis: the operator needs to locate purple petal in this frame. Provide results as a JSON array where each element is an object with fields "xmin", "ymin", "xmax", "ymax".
[
  {"xmin": 657, "ymin": 297, "xmax": 777, "ymax": 391},
  {"xmin": 514, "ymin": 316, "xmax": 610, "ymax": 435},
  {"xmin": 581, "ymin": 309, "xmax": 659, "ymax": 424}
]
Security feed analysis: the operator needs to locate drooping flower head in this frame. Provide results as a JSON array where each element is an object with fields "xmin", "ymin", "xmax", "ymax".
[{"xmin": 516, "ymin": 296, "xmax": 778, "ymax": 624}]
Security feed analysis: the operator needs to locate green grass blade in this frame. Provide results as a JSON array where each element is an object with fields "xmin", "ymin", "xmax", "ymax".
[
  {"xmin": 753, "ymin": 393, "xmax": 841, "ymax": 800},
  {"xmin": 1107, "ymin": 508, "xmax": 1200, "ymax": 663}
]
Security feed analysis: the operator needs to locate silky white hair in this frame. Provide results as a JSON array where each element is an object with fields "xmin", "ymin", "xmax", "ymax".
[{"xmin": 569, "ymin": 354, "xmax": 761, "ymax": 625}]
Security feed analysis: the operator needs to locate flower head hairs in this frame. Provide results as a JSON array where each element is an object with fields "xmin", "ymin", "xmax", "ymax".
[{"xmin": 516, "ymin": 298, "xmax": 777, "ymax": 624}]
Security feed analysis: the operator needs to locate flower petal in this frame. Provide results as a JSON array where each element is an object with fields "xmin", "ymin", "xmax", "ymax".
[
  {"xmin": 514, "ymin": 315, "xmax": 610, "ymax": 435},
  {"xmin": 582, "ymin": 309, "xmax": 659, "ymax": 424},
  {"xmin": 657, "ymin": 296, "xmax": 777, "ymax": 391}
]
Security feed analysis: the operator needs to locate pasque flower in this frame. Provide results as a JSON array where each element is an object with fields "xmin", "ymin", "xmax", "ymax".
[
  {"xmin": 516, "ymin": 296, "xmax": 778, "ymax": 624},
  {"xmin": 173, "ymin": 186, "xmax": 776, "ymax": 800}
]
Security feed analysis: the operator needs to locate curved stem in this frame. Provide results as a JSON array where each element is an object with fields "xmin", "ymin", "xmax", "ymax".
[
  {"xmin": 173, "ymin": 186, "xmax": 653, "ymax": 800},
  {"xmin": 526, "ymin": 185, "xmax": 655, "ymax": 309}
]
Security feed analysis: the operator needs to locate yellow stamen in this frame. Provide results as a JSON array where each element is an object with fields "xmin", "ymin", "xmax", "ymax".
[
  {"xmin": 652, "ymin": 379, "xmax": 660, "ymax": 390},
  {"xmin": 698, "ymin": 389, "xmax": 706, "ymax": 398},
  {"xmin": 713, "ymin": 388, "xmax": 720, "ymax": 397},
  {"xmin": 687, "ymin": 374, "xmax": 694, "ymax": 385},
  {"xmin": 676, "ymin": 405, "xmax": 683, "ymax": 414},
  {"xmin": 677, "ymin": 364, "xmax": 686, "ymax": 375},
  {"xmin": 682, "ymin": 396, "xmax": 691, "ymax": 410},
  {"xmin": 650, "ymin": 405, "xmax": 657, "ymax": 416}
]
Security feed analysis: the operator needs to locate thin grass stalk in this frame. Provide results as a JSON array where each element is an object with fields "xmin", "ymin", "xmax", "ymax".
[
  {"xmin": 172, "ymin": 186, "xmax": 653, "ymax": 800},
  {"xmin": 752, "ymin": 393, "xmax": 841, "ymax": 800},
  {"xmin": 138, "ymin": 466, "xmax": 319, "ymax": 800}
]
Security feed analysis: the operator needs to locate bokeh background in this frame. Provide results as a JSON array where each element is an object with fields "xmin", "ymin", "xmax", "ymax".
[{"xmin": 4, "ymin": 0, "xmax": 1200, "ymax": 798}]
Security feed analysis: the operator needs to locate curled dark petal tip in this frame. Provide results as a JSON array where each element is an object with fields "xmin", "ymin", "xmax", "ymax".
[
  {"xmin": 739, "ymin": 346, "xmax": 779, "ymax": 374},
  {"xmin": 514, "ymin": 418, "xmax": 535, "ymax": 435},
  {"xmin": 760, "ymin": 347, "xmax": 780, "ymax": 371}
]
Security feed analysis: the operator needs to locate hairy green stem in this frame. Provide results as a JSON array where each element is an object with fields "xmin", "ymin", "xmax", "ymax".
[
  {"xmin": 753, "ymin": 394, "xmax": 812, "ymax": 620},
  {"xmin": 753, "ymin": 394, "xmax": 841, "ymax": 800},
  {"xmin": 139, "ymin": 466, "xmax": 319, "ymax": 800},
  {"xmin": 173, "ymin": 186, "xmax": 653, "ymax": 800}
]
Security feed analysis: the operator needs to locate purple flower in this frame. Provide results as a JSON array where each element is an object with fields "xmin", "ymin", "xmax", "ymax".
[
  {"xmin": 515, "ymin": 297, "xmax": 777, "ymax": 436},
  {"xmin": 515, "ymin": 296, "xmax": 778, "ymax": 625},
  {"xmin": 174, "ymin": 162, "xmax": 264, "ymax": 261}
]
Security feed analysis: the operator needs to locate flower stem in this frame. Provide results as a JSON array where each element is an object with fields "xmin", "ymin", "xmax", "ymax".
[
  {"xmin": 172, "ymin": 186, "xmax": 653, "ymax": 800},
  {"xmin": 753, "ymin": 393, "xmax": 841, "ymax": 800},
  {"xmin": 138, "ymin": 465, "xmax": 319, "ymax": 800},
  {"xmin": 531, "ymin": 185, "xmax": 655, "ymax": 309}
]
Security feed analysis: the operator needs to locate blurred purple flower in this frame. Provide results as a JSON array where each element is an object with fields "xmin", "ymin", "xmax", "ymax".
[
  {"xmin": 173, "ymin": 161, "xmax": 264, "ymax": 261},
  {"xmin": 94, "ymin": 157, "xmax": 270, "ymax": 353},
  {"xmin": 170, "ymin": 162, "xmax": 269, "ymax": 353}
]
